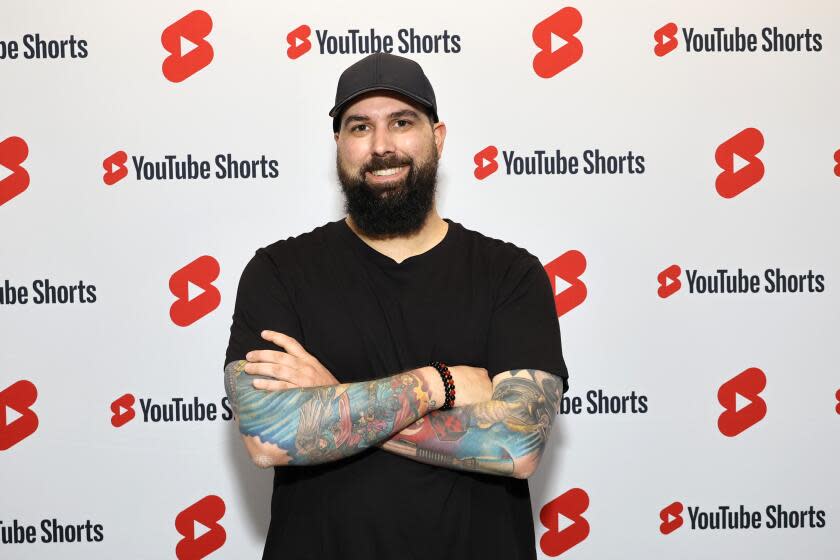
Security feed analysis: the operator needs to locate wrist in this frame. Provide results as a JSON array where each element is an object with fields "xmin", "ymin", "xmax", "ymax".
[{"xmin": 418, "ymin": 366, "xmax": 446, "ymax": 410}]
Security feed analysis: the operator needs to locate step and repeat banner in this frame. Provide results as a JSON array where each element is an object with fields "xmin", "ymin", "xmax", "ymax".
[{"xmin": 1, "ymin": 1, "xmax": 838, "ymax": 558}]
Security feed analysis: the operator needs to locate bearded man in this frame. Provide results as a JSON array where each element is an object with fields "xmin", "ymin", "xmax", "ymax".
[{"xmin": 224, "ymin": 52, "xmax": 569, "ymax": 560}]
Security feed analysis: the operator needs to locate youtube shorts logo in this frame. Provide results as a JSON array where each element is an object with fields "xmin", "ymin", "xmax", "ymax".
[
  {"xmin": 169, "ymin": 255, "xmax": 221, "ymax": 327},
  {"xmin": 175, "ymin": 495, "xmax": 226, "ymax": 560},
  {"xmin": 110, "ymin": 393, "xmax": 136, "ymax": 428},
  {"xmin": 473, "ymin": 145, "xmax": 499, "ymax": 180},
  {"xmin": 657, "ymin": 264, "xmax": 682, "ymax": 298},
  {"xmin": 718, "ymin": 367, "xmax": 767, "ymax": 437},
  {"xmin": 103, "ymin": 150, "xmax": 128, "ymax": 186},
  {"xmin": 654, "ymin": 22, "xmax": 679, "ymax": 57},
  {"xmin": 539, "ymin": 488, "xmax": 590, "ymax": 556},
  {"xmin": 161, "ymin": 10, "xmax": 214, "ymax": 83},
  {"xmin": 715, "ymin": 127, "xmax": 765, "ymax": 198},
  {"xmin": 0, "ymin": 380, "xmax": 39, "ymax": 451},
  {"xmin": 287, "ymin": 24, "xmax": 312, "ymax": 59},
  {"xmin": 0, "ymin": 136, "xmax": 30, "ymax": 207},
  {"xmin": 532, "ymin": 7, "xmax": 583, "ymax": 78},
  {"xmin": 545, "ymin": 250, "xmax": 587, "ymax": 317},
  {"xmin": 660, "ymin": 501, "xmax": 684, "ymax": 535}
]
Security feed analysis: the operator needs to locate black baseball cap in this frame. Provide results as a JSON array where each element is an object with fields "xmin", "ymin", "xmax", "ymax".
[{"xmin": 329, "ymin": 52, "xmax": 439, "ymax": 133}]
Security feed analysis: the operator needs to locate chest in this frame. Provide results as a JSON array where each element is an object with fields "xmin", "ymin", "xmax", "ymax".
[{"xmin": 292, "ymin": 262, "xmax": 494, "ymax": 382}]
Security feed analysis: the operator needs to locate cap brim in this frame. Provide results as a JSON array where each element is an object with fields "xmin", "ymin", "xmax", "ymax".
[{"xmin": 329, "ymin": 85, "xmax": 438, "ymax": 124}]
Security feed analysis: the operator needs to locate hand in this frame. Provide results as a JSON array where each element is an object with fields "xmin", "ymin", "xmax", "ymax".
[
  {"xmin": 447, "ymin": 365, "xmax": 492, "ymax": 407},
  {"xmin": 243, "ymin": 330, "xmax": 339, "ymax": 391}
]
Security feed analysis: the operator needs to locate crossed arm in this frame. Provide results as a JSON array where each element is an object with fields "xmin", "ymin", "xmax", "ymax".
[
  {"xmin": 225, "ymin": 351, "xmax": 564, "ymax": 478},
  {"xmin": 381, "ymin": 369, "xmax": 564, "ymax": 479}
]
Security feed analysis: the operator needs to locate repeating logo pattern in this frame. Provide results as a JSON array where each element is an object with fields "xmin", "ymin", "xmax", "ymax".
[{"xmin": 1, "ymin": 5, "xmax": 836, "ymax": 558}]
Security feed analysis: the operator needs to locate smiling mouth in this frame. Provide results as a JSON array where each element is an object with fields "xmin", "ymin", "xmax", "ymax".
[{"xmin": 365, "ymin": 165, "xmax": 409, "ymax": 183}]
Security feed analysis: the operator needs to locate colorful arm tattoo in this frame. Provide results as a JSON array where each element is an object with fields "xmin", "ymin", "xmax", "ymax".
[
  {"xmin": 379, "ymin": 369, "xmax": 564, "ymax": 478},
  {"xmin": 224, "ymin": 360, "xmax": 439, "ymax": 467}
]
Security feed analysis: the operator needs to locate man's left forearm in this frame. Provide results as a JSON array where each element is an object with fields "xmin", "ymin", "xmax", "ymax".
[{"xmin": 379, "ymin": 370, "xmax": 563, "ymax": 479}]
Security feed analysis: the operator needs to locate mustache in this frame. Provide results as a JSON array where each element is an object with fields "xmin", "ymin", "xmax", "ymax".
[{"xmin": 362, "ymin": 155, "xmax": 413, "ymax": 174}]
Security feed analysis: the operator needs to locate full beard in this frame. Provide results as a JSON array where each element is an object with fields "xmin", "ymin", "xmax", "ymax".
[{"xmin": 337, "ymin": 146, "xmax": 438, "ymax": 239}]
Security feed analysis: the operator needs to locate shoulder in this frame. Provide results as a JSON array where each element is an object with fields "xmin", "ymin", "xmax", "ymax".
[
  {"xmin": 453, "ymin": 220, "xmax": 543, "ymax": 280},
  {"xmin": 238, "ymin": 220, "xmax": 342, "ymax": 288},
  {"xmin": 257, "ymin": 220, "xmax": 343, "ymax": 268}
]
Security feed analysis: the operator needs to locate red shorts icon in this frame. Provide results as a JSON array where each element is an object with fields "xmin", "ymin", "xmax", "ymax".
[
  {"xmin": 110, "ymin": 393, "xmax": 136, "ymax": 428},
  {"xmin": 654, "ymin": 23, "xmax": 679, "ymax": 57},
  {"xmin": 0, "ymin": 380, "xmax": 39, "ymax": 451},
  {"xmin": 718, "ymin": 367, "xmax": 767, "ymax": 437},
  {"xmin": 162, "ymin": 10, "xmax": 214, "ymax": 83},
  {"xmin": 0, "ymin": 136, "xmax": 30, "ymax": 207},
  {"xmin": 659, "ymin": 501, "xmax": 684, "ymax": 534},
  {"xmin": 169, "ymin": 255, "xmax": 221, "ymax": 327},
  {"xmin": 539, "ymin": 488, "xmax": 590, "ymax": 556},
  {"xmin": 715, "ymin": 128, "xmax": 765, "ymax": 198},
  {"xmin": 103, "ymin": 150, "xmax": 128, "ymax": 186},
  {"xmin": 657, "ymin": 264, "xmax": 682, "ymax": 298},
  {"xmin": 473, "ymin": 145, "xmax": 499, "ymax": 180},
  {"xmin": 175, "ymin": 495, "xmax": 226, "ymax": 560},
  {"xmin": 545, "ymin": 250, "xmax": 587, "ymax": 317},
  {"xmin": 532, "ymin": 7, "xmax": 584, "ymax": 78},
  {"xmin": 287, "ymin": 25, "xmax": 312, "ymax": 59}
]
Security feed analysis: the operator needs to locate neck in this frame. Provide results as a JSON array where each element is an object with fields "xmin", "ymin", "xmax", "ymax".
[{"xmin": 345, "ymin": 208, "xmax": 448, "ymax": 264}]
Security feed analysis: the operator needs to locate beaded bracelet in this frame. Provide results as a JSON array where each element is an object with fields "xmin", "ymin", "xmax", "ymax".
[{"xmin": 430, "ymin": 361, "xmax": 455, "ymax": 410}]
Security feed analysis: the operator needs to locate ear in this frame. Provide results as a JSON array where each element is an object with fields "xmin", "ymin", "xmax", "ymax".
[
  {"xmin": 432, "ymin": 121, "xmax": 447, "ymax": 158},
  {"xmin": 334, "ymin": 132, "xmax": 339, "ymax": 143}
]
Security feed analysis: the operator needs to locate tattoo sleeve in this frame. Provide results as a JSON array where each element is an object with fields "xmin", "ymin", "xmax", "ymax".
[
  {"xmin": 379, "ymin": 369, "xmax": 564, "ymax": 479},
  {"xmin": 224, "ymin": 360, "xmax": 439, "ymax": 467}
]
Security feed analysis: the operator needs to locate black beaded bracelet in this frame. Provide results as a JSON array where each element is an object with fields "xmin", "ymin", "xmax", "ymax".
[{"xmin": 430, "ymin": 361, "xmax": 455, "ymax": 410}]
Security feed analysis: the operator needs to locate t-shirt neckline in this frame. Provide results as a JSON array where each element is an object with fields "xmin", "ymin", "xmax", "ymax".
[{"xmin": 337, "ymin": 217, "xmax": 457, "ymax": 268}]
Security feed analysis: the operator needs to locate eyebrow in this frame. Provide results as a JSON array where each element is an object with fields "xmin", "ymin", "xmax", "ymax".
[{"xmin": 343, "ymin": 109, "xmax": 422, "ymax": 128}]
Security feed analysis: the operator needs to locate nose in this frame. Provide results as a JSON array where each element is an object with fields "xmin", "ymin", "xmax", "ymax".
[{"xmin": 371, "ymin": 123, "xmax": 396, "ymax": 157}]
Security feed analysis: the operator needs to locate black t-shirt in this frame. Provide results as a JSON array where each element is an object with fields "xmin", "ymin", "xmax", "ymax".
[{"xmin": 225, "ymin": 218, "xmax": 569, "ymax": 560}]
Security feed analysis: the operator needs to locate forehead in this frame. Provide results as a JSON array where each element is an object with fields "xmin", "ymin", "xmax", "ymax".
[{"xmin": 341, "ymin": 91, "xmax": 424, "ymax": 120}]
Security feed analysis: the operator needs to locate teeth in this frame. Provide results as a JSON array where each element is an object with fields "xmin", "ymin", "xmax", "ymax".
[{"xmin": 372, "ymin": 167, "xmax": 403, "ymax": 176}]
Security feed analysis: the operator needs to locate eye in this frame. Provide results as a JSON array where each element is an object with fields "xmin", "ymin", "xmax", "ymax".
[
  {"xmin": 394, "ymin": 119, "xmax": 412, "ymax": 128},
  {"xmin": 351, "ymin": 123, "xmax": 369, "ymax": 132}
]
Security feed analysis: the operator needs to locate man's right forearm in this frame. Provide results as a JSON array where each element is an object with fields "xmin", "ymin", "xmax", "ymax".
[{"xmin": 224, "ymin": 361, "xmax": 444, "ymax": 467}]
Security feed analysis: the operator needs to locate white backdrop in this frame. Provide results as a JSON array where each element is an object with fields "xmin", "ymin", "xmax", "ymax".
[{"xmin": 1, "ymin": 1, "xmax": 838, "ymax": 558}]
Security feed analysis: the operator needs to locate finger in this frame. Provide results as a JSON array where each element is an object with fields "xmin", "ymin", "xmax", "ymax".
[
  {"xmin": 261, "ymin": 330, "xmax": 312, "ymax": 360},
  {"xmin": 244, "ymin": 361, "xmax": 303, "ymax": 382},
  {"xmin": 245, "ymin": 349, "xmax": 302, "ymax": 368},
  {"xmin": 252, "ymin": 378, "xmax": 298, "ymax": 391}
]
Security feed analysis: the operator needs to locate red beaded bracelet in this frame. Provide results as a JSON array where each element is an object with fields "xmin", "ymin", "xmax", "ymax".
[{"xmin": 430, "ymin": 361, "xmax": 455, "ymax": 410}]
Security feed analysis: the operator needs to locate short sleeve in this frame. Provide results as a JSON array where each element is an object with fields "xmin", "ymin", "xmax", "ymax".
[
  {"xmin": 224, "ymin": 249, "xmax": 304, "ymax": 369},
  {"xmin": 486, "ymin": 254, "xmax": 569, "ymax": 393}
]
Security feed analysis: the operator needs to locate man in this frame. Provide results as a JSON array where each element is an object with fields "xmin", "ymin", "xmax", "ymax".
[{"xmin": 224, "ymin": 52, "xmax": 569, "ymax": 559}]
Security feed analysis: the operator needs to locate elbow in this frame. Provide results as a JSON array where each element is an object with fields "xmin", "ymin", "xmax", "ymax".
[
  {"xmin": 242, "ymin": 435, "xmax": 292, "ymax": 468},
  {"xmin": 511, "ymin": 447, "xmax": 545, "ymax": 480}
]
